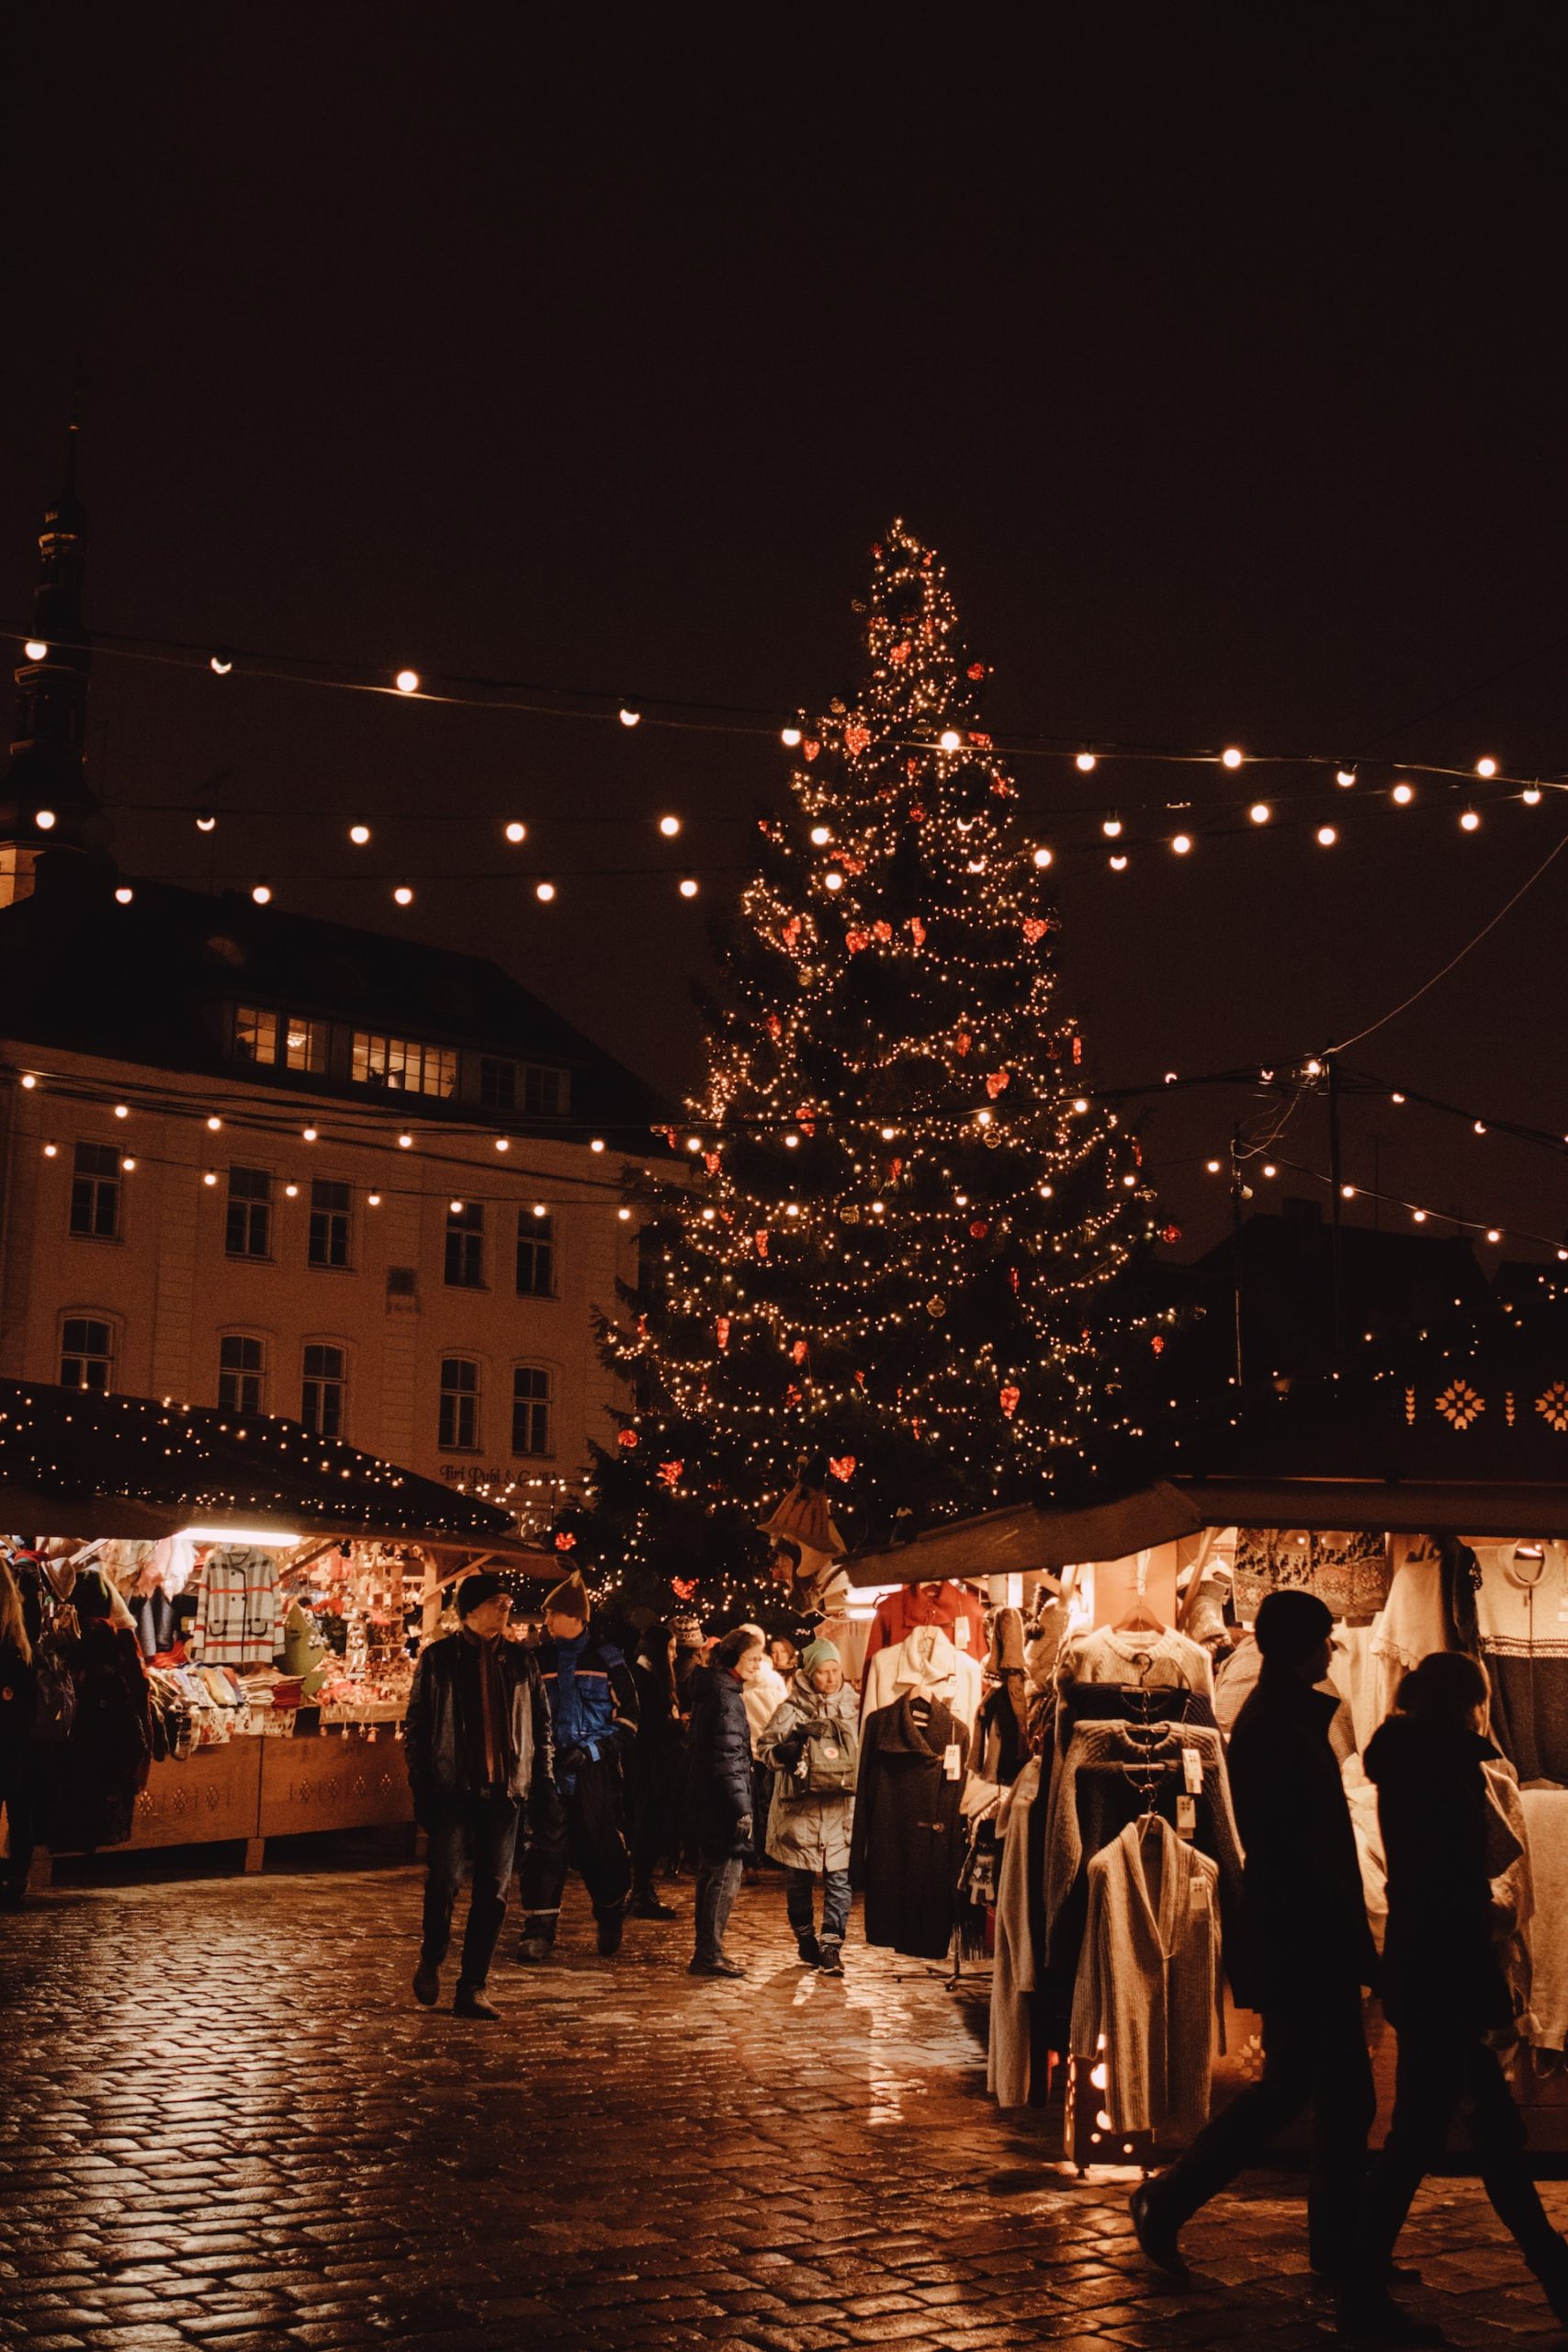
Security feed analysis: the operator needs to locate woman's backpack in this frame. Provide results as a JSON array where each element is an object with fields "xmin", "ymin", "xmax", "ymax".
[{"xmin": 795, "ymin": 1715, "xmax": 859, "ymax": 1796}]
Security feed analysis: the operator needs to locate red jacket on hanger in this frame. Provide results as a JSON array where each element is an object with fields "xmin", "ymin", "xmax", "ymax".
[{"xmin": 865, "ymin": 1579, "xmax": 986, "ymax": 1663}]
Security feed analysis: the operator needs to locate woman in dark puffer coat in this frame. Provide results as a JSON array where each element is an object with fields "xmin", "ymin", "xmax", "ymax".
[{"xmin": 684, "ymin": 1626, "xmax": 763, "ymax": 1979}]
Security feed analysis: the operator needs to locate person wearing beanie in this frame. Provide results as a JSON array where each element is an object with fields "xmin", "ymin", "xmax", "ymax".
[
  {"xmin": 755, "ymin": 1635, "xmax": 859, "ymax": 1975},
  {"xmin": 403, "ymin": 1572, "xmax": 557, "ymax": 2021},
  {"xmin": 684, "ymin": 1624, "xmax": 765, "ymax": 1978},
  {"xmin": 1131, "ymin": 1585, "xmax": 1381, "ymax": 2296},
  {"xmin": 516, "ymin": 1573, "xmax": 640, "ymax": 1962}
]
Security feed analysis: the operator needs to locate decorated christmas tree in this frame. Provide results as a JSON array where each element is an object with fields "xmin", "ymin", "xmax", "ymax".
[{"xmin": 561, "ymin": 522, "xmax": 1162, "ymax": 1616}]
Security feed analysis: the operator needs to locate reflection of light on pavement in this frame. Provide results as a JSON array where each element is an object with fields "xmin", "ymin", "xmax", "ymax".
[{"xmin": 850, "ymin": 1982, "xmax": 924, "ymax": 2125}]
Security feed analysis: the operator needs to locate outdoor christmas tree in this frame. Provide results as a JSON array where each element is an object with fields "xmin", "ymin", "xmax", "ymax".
[{"xmin": 562, "ymin": 522, "xmax": 1162, "ymax": 1615}]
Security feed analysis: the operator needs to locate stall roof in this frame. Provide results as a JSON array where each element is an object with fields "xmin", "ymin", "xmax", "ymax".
[
  {"xmin": 0, "ymin": 1379, "xmax": 515, "ymax": 1542},
  {"xmin": 849, "ymin": 1303, "xmax": 1568, "ymax": 1579}
]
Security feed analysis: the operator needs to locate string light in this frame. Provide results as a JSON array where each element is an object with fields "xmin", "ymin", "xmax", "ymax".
[
  {"xmin": 251, "ymin": 883, "xmax": 272, "ymax": 905},
  {"xmin": 302, "ymin": 1126, "xmax": 318, "ymax": 1142},
  {"xmin": 367, "ymin": 1191, "xmax": 382, "ymax": 1205},
  {"xmin": 206, "ymin": 1116, "xmax": 222, "ymax": 1132},
  {"xmin": 939, "ymin": 729, "xmax": 962, "ymax": 752},
  {"xmin": 781, "ymin": 726, "xmax": 802, "ymax": 747},
  {"xmin": 1221, "ymin": 748, "xmax": 1244, "ymax": 769},
  {"xmin": 809, "ymin": 825, "xmax": 832, "ymax": 846},
  {"xmin": 1171, "ymin": 833, "xmax": 1192, "ymax": 855},
  {"xmin": 494, "ymin": 1136, "xmax": 510, "ymax": 1151},
  {"xmin": 42, "ymin": 1143, "xmax": 56, "ymax": 1158},
  {"xmin": 619, "ymin": 707, "xmax": 641, "ymax": 728},
  {"xmin": 398, "ymin": 1133, "xmax": 412, "ymax": 1148},
  {"xmin": 504, "ymin": 821, "xmax": 526, "ymax": 843},
  {"xmin": 536, "ymin": 880, "xmax": 557, "ymax": 902},
  {"xmin": 284, "ymin": 1182, "xmax": 299, "ymax": 1198},
  {"xmin": 33, "ymin": 809, "xmax": 55, "ymax": 831},
  {"xmin": 1315, "ymin": 824, "xmax": 1337, "ymax": 847},
  {"xmin": 1205, "ymin": 1159, "xmax": 1222, "ymax": 1173},
  {"xmin": 23, "ymin": 639, "xmax": 47, "ymax": 662},
  {"xmin": 196, "ymin": 812, "xmax": 217, "ymax": 833},
  {"xmin": 113, "ymin": 1103, "xmax": 129, "ymax": 1120},
  {"xmin": 1109, "ymin": 854, "xmax": 1128, "ymax": 871},
  {"xmin": 1336, "ymin": 769, "xmax": 1356, "ymax": 787},
  {"xmin": 114, "ymin": 885, "xmax": 133, "ymax": 903},
  {"xmin": 18, "ymin": 1075, "xmax": 34, "ymax": 1090},
  {"xmin": 1393, "ymin": 781, "xmax": 1415, "ymax": 806},
  {"xmin": 1460, "ymin": 808, "xmax": 1481, "ymax": 832},
  {"xmin": 659, "ymin": 815, "xmax": 682, "ymax": 837},
  {"xmin": 1032, "ymin": 846, "xmax": 1053, "ymax": 868},
  {"xmin": 1476, "ymin": 756, "xmax": 1498, "ymax": 778},
  {"xmin": 392, "ymin": 885, "xmax": 414, "ymax": 905},
  {"xmin": 679, "ymin": 877, "xmax": 699, "ymax": 898},
  {"xmin": 394, "ymin": 669, "xmax": 420, "ymax": 695},
  {"xmin": 1075, "ymin": 752, "xmax": 1098, "ymax": 774},
  {"xmin": 209, "ymin": 650, "xmax": 233, "ymax": 675},
  {"xmin": 824, "ymin": 870, "xmax": 844, "ymax": 891},
  {"xmin": 591, "ymin": 1138, "xmax": 605, "ymax": 1153},
  {"xmin": 1249, "ymin": 803, "xmax": 1271, "ymax": 825},
  {"xmin": 203, "ymin": 1171, "xmax": 218, "ymax": 1186},
  {"xmin": 349, "ymin": 823, "xmax": 371, "ymax": 844},
  {"xmin": 1101, "ymin": 816, "xmax": 1122, "ymax": 840}
]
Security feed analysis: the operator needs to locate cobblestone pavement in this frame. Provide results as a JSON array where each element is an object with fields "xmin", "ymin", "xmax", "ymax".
[{"xmin": 1, "ymin": 1860, "xmax": 1566, "ymax": 2351}]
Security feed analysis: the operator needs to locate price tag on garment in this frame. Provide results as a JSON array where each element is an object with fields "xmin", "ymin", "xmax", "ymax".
[
  {"xmin": 1176, "ymin": 1794, "xmax": 1197, "ymax": 1839},
  {"xmin": 943, "ymin": 1743, "xmax": 964, "ymax": 1780},
  {"xmin": 954, "ymin": 1618, "xmax": 970, "ymax": 1648},
  {"xmin": 1181, "ymin": 1746, "xmax": 1202, "ymax": 1795}
]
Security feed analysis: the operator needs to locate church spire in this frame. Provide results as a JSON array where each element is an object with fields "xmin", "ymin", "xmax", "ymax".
[{"xmin": 0, "ymin": 424, "xmax": 101, "ymax": 903}]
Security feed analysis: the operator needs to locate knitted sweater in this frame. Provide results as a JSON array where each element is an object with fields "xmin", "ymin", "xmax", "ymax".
[
  {"xmin": 1070, "ymin": 1817, "xmax": 1224, "ymax": 2137},
  {"xmin": 1042, "ymin": 1718, "xmax": 1243, "ymax": 1970},
  {"xmin": 987, "ymin": 1755, "xmax": 1043, "ymax": 2108}
]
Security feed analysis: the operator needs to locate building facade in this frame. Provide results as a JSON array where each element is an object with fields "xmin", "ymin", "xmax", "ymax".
[{"xmin": 0, "ymin": 454, "xmax": 660, "ymax": 1514}]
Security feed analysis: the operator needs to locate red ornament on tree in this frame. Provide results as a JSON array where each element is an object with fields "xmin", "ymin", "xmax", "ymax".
[
  {"xmin": 1161, "ymin": 1223, "xmax": 1182, "ymax": 1244},
  {"xmin": 766, "ymin": 1012, "xmax": 783, "ymax": 1038},
  {"xmin": 986, "ymin": 1069, "xmax": 1010, "ymax": 1098},
  {"xmin": 716, "ymin": 1317, "xmax": 731, "ymax": 1349},
  {"xmin": 803, "ymin": 741, "xmax": 819, "ymax": 762},
  {"xmin": 658, "ymin": 1460, "xmax": 683, "ymax": 1488},
  {"xmin": 671, "ymin": 1577, "xmax": 698, "ymax": 1601},
  {"xmin": 998, "ymin": 1384, "xmax": 1021, "ymax": 1418},
  {"xmin": 755, "ymin": 1230, "xmax": 771, "ymax": 1258},
  {"xmin": 967, "ymin": 661, "xmax": 986, "ymax": 680},
  {"xmin": 1022, "ymin": 917, "xmax": 1048, "ymax": 945},
  {"xmin": 617, "ymin": 1429, "xmax": 639, "ymax": 1449},
  {"xmin": 872, "ymin": 920, "xmax": 892, "ymax": 942},
  {"xmin": 554, "ymin": 1531, "xmax": 577, "ymax": 1551},
  {"xmin": 890, "ymin": 640, "xmax": 910, "ymax": 664},
  {"xmin": 829, "ymin": 1455, "xmax": 856, "ymax": 1481},
  {"xmin": 791, "ymin": 1339, "xmax": 808, "ymax": 1364},
  {"xmin": 844, "ymin": 723, "xmax": 872, "ymax": 755},
  {"xmin": 969, "ymin": 1220, "xmax": 990, "ymax": 1239},
  {"xmin": 1151, "ymin": 1335, "xmax": 1166, "ymax": 1355},
  {"xmin": 954, "ymin": 1031, "xmax": 972, "ymax": 1056},
  {"xmin": 845, "ymin": 930, "xmax": 870, "ymax": 954},
  {"xmin": 908, "ymin": 915, "xmax": 926, "ymax": 947},
  {"xmin": 704, "ymin": 1152, "xmax": 720, "ymax": 1174}
]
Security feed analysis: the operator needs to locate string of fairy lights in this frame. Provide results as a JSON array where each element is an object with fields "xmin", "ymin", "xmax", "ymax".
[{"xmin": 5, "ymin": 1038, "xmax": 1566, "ymax": 1255}]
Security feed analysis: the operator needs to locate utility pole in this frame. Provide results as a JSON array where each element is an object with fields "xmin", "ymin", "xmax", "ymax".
[
  {"xmin": 1229, "ymin": 1121, "xmax": 1247, "ymax": 1388},
  {"xmin": 1326, "ymin": 1048, "xmax": 1347, "ymax": 1355}
]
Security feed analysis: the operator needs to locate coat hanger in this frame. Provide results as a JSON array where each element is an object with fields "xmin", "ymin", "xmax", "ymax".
[{"xmin": 1112, "ymin": 1552, "xmax": 1165, "ymax": 1635}]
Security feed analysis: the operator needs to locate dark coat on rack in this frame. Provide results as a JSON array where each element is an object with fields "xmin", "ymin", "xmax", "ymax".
[
  {"xmin": 1227, "ymin": 1668, "xmax": 1378, "ymax": 2010},
  {"xmin": 44, "ymin": 1622, "xmax": 152, "ymax": 1852},
  {"xmin": 850, "ymin": 1692, "xmax": 964, "ymax": 1960}
]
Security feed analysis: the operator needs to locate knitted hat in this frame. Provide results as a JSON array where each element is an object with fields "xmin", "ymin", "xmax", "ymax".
[
  {"xmin": 799, "ymin": 1636, "xmax": 842, "ymax": 1676},
  {"xmin": 1254, "ymin": 1588, "xmax": 1332, "ymax": 1665},
  {"xmin": 543, "ymin": 1569, "xmax": 591, "ymax": 1623},
  {"xmin": 456, "ymin": 1569, "xmax": 507, "ymax": 1618},
  {"xmin": 671, "ymin": 1610, "xmax": 704, "ymax": 1649}
]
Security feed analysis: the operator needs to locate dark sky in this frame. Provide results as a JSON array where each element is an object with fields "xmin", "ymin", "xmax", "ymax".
[{"xmin": 5, "ymin": 9, "xmax": 1568, "ymax": 1261}]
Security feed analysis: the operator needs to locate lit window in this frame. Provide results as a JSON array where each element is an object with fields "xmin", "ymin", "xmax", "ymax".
[
  {"xmin": 350, "ymin": 1031, "xmax": 457, "ymax": 1099},
  {"xmin": 512, "ymin": 1363, "xmax": 552, "ymax": 1457},
  {"xmin": 218, "ymin": 1333, "xmax": 266, "ymax": 1414},
  {"xmin": 439, "ymin": 1357, "xmax": 480, "ymax": 1451},
  {"xmin": 234, "ymin": 1005, "xmax": 278, "ymax": 1065},
  {"xmin": 445, "ymin": 1199, "xmax": 485, "ymax": 1288},
  {"xmin": 284, "ymin": 1017, "xmax": 322, "ymax": 1072},
  {"xmin": 69, "ymin": 1143, "xmax": 120, "ymax": 1239},
  {"xmin": 515, "ymin": 1210, "xmax": 556, "ymax": 1297},
  {"xmin": 225, "ymin": 1166, "xmax": 273, "ymax": 1259},
  {"xmin": 308, "ymin": 1178, "xmax": 352, "ymax": 1269},
  {"xmin": 60, "ymin": 1316, "xmax": 113, "ymax": 1392},
  {"xmin": 301, "ymin": 1342, "xmax": 346, "ymax": 1438}
]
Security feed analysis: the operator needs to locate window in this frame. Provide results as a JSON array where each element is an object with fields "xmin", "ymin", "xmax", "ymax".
[
  {"xmin": 512, "ymin": 1363, "xmax": 552, "ymax": 1457},
  {"xmin": 479, "ymin": 1056, "xmax": 516, "ymax": 1109},
  {"xmin": 69, "ymin": 1143, "xmax": 120, "ymax": 1239},
  {"xmin": 235, "ymin": 1005, "xmax": 278, "ymax": 1065},
  {"xmin": 439, "ymin": 1357, "xmax": 480, "ymax": 1451},
  {"xmin": 301, "ymin": 1342, "xmax": 346, "ymax": 1438},
  {"xmin": 219, "ymin": 1333, "xmax": 266, "ymax": 1414},
  {"xmin": 445, "ymin": 1199, "xmax": 485, "ymax": 1288},
  {"xmin": 515, "ymin": 1209, "xmax": 556, "ymax": 1296},
  {"xmin": 308, "ymin": 1178, "xmax": 352, "ymax": 1269},
  {"xmin": 60, "ymin": 1316, "xmax": 113, "ymax": 1391},
  {"xmin": 225, "ymin": 1166, "xmax": 272, "ymax": 1258},
  {"xmin": 523, "ymin": 1063, "xmax": 569, "ymax": 1117},
  {"xmin": 350, "ymin": 1031, "xmax": 457, "ymax": 1098},
  {"xmin": 283, "ymin": 1017, "xmax": 321, "ymax": 1072}
]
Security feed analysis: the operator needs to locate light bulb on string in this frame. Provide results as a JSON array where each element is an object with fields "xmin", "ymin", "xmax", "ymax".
[
  {"xmin": 1476, "ymin": 756, "xmax": 1498, "ymax": 778},
  {"xmin": 781, "ymin": 726, "xmax": 802, "ymax": 748},
  {"xmin": 809, "ymin": 825, "xmax": 831, "ymax": 846},
  {"xmin": 1221, "ymin": 748, "xmax": 1244, "ymax": 770},
  {"xmin": 1336, "ymin": 769, "xmax": 1357, "ymax": 788},
  {"xmin": 394, "ymin": 669, "xmax": 420, "ymax": 695},
  {"xmin": 536, "ymin": 879, "xmax": 557, "ymax": 902},
  {"xmin": 33, "ymin": 809, "xmax": 55, "ymax": 831},
  {"xmin": 1171, "ymin": 833, "xmax": 1192, "ymax": 856},
  {"xmin": 1075, "ymin": 752, "xmax": 1098, "ymax": 774},
  {"xmin": 1460, "ymin": 808, "xmax": 1481, "ymax": 832},
  {"xmin": 1315, "ymin": 825, "xmax": 1337, "ymax": 847},
  {"xmin": 349, "ymin": 823, "xmax": 371, "ymax": 844},
  {"xmin": 1109, "ymin": 853, "xmax": 1128, "ymax": 871},
  {"xmin": 252, "ymin": 882, "xmax": 272, "ymax": 905},
  {"xmin": 209, "ymin": 650, "xmax": 233, "ymax": 675},
  {"xmin": 678, "ymin": 877, "xmax": 699, "ymax": 899},
  {"xmin": 1524, "ymin": 786, "xmax": 1543, "ymax": 806},
  {"xmin": 1486, "ymin": 1228, "xmax": 1501, "ymax": 1244},
  {"xmin": 196, "ymin": 812, "xmax": 218, "ymax": 834},
  {"xmin": 494, "ymin": 1136, "xmax": 510, "ymax": 1151},
  {"xmin": 659, "ymin": 815, "xmax": 682, "ymax": 837},
  {"xmin": 618, "ymin": 707, "xmax": 641, "ymax": 728},
  {"xmin": 1101, "ymin": 815, "xmax": 1122, "ymax": 840},
  {"xmin": 114, "ymin": 886, "xmax": 133, "ymax": 904},
  {"xmin": 206, "ymin": 1116, "xmax": 222, "ymax": 1132},
  {"xmin": 397, "ymin": 1133, "xmax": 412, "ymax": 1149},
  {"xmin": 392, "ymin": 885, "xmax": 414, "ymax": 905},
  {"xmin": 1414, "ymin": 1210, "xmax": 1427, "ymax": 1224},
  {"xmin": 24, "ymin": 639, "xmax": 48, "ymax": 662},
  {"xmin": 1032, "ymin": 846, "xmax": 1053, "ymax": 868},
  {"xmin": 1393, "ymin": 781, "xmax": 1415, "ymax": 806}
]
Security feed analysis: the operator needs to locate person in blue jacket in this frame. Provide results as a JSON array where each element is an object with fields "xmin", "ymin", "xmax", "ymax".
[{"xmin": 516, "ymin": 1572, "xmax": 639, "ymax": 1962}]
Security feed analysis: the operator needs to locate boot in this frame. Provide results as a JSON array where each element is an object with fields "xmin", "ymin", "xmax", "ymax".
[
  {"xmin": 596, "ymin": 1911, "xmax": 625, "ymax": 1958},
  {"xmin": 412, "ymin": 1958, "xmax": 441, "ymax": 2007},
  {"xmin": 795, "ymin": 1930, "xmax": 821, "ymax": 1967},
  {"xmin": 817, "ymin": 1939, "xmax": 845, "ymax": 1977},
  {"xmin": 515, "ymin": 1918, "xmax": 556, "ymax": 1963},
  {"xmin": 628, "ymin": 1887, "xmax": 677, "ymax": 1920},
  {"xmin": 689, "ymin": 1952, "xmax": 746, "ymax": 1978},
  {"xmin": 1128, "ymin": 2181, "xmax": 1190, "ymax": 2285},
  {"xmin": 453, "ymin": 1983, "xmax": 502, "ymax": 2021}
]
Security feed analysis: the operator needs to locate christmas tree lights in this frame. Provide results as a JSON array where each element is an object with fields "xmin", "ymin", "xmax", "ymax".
[{"xmin": 562, "ymin": 523, "xmax": 1164, "ymax": 1612}]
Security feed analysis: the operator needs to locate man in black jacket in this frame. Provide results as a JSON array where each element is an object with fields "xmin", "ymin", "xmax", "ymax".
[
  {"xmin": 403, "ymin": 1571, "xmax": 555, "ymax": 2020},
  {"xmin": 1130, "ymin": 1589, "xmax": 1380, "ymax": 2291}
]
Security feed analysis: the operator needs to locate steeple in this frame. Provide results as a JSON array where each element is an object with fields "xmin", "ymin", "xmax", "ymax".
[{"xmin": 0, "ymin": 423, "xmax": 102, "ymax": 904}]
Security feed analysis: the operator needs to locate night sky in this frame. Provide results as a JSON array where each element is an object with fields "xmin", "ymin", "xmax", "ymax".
[{"xmin": 6, "ymin": 11, "xmax": 1568, "ymax": 1262}]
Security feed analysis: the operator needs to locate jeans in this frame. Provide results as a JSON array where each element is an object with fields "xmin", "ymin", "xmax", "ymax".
[
  {"xmin": 1153, "ymin": 1983, "xmax": 1376, "ymax": 2277},
  {"xmin": 694, "ymin": 1848, "xmax": 744, "ymax": 1962},
  {"xmin": 517, "ymin": 1753, "xmax": 632, "ymax": 1935},
  {"xmin": 1357, "ymin": 2018, "xmax": 1566, "ymax": 2290},
  {"xmin": 421, "ymin": 1794, "xmax": 521, "ymax": 1992},
  {"xmin": 786, "ymin": 1865, "xmax": 851, "ymax": 1947}
]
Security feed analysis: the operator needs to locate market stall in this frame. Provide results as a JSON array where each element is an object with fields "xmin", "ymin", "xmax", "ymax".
[{"xmin": 0, "ymin": 1378, "xmax": 529, "ymax": 1880}]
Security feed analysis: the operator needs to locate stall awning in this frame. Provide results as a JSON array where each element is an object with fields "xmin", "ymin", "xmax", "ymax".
[
  {"xmin": 847, "ymin": 1486, "xmax": 1205, "ymax": 1587},
  {"xmin": 0, "ymin": 1379, "xmax": 515, "ymax": 1543}
]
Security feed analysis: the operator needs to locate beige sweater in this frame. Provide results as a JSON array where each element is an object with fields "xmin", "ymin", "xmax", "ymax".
[
  {"xmin": 987, "ymin": 1755, "xmax": 1043, "ymax": 2108},
  {"xmin": 1069, "ymin": 1816, "xmax": 1224, "ymax": 2138}
]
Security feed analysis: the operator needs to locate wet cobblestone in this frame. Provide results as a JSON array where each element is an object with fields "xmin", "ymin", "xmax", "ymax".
[{"xmin": 1, "ymin": 1862, "xmax": 1565, "ymax": 2347}]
